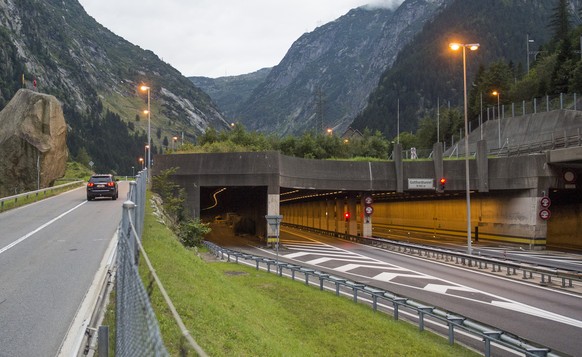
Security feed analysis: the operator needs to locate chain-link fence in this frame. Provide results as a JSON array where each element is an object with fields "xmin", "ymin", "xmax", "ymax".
[{"xmin": 115, "ymin": 170, "xmax": 169, "ymax": 357}]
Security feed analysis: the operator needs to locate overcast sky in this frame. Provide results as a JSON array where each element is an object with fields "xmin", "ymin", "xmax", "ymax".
[{"xmin": 77, "ymin": 0, "xmax": 404, "ymax": 78}]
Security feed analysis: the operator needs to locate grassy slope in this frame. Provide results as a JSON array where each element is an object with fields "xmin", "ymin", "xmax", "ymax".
[{"xmin": 140, "ymin": 196, "xmax": 478, "ymax": 357}]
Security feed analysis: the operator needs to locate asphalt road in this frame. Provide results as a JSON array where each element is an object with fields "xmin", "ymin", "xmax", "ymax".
[
  {"xmin": 208, "ymin": 225, "xmax": 582, "ymax": 356},
  {"xmin": 0, "ymin": 183, "xmax": 128, "ymax": 357}
]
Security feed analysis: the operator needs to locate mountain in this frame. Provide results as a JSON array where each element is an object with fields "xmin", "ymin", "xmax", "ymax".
[
  {"xmin": 0, "ymin": 0, "xmax": 229, "ymax": 174},
  {"xmin": 232, "ymin": 0, "xmax": 450, "ymax": 136},
  {"xmin": 351, "ymin": 0, "xmax": 558, "ymax": 138},
  {"xmin": 190, "ymin": 68, "xmax": 271, "ymax": 120}
]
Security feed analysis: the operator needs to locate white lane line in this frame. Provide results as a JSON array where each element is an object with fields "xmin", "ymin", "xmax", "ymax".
[{"xmin": 0, "ymin": 201, "xmax": 87, "ymax": 255}]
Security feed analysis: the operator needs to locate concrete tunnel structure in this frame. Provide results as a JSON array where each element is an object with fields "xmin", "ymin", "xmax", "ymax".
[{"xmin": 152, "ymin": 140, "xmax": 582, "ymax": 251}]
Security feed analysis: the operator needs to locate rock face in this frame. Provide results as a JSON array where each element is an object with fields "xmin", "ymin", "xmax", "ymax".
[{"xmin": 0, "ymin": 89, "xmax": 68, "ymax": 196}]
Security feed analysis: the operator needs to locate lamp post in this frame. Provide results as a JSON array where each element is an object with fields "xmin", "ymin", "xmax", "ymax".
[
  {"xmin": 140, "ymin": 85, "xmax": 151, "ymax": 175},
  {"xmin": 450, "ymin": 42, "xmax": 480, "ymax": 255},
  {"xmin": 172, "ymin": 136, "xmax": 178, "ymax": 150},
  {"xmin": 526, "ymin": 34, "xmax": 534, "ymax": 73},
  {"xmin": 139, "ymin": 157, "xmax": 144, "ymax": 170},
  {"xmin": 492, "ymin": 90, "xmax": 501, "ymax": 148}
]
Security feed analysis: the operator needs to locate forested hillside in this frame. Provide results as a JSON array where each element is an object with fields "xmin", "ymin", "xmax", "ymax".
[{"xmin": 352, "ymin": 0, "xmax": 557, "ymax": 140}]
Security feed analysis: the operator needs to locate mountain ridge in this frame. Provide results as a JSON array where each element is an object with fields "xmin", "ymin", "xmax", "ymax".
[{"xmin": 0, "ymin": 0, "xmax": 229, "ymax": 173}]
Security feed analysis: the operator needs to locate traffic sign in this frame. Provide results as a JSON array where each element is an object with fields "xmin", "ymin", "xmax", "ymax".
[
  {"xmin": 364, "ymin": 206, "xmax": 374, "ymax": 216},
  {"xmin": 539, "ymin": 209, "xmax": 551, "ymax": 220},
  {"xmin": 364, "ymin": 196, "xmax": 373, "ymax": 205},
  {"xmin": 540, "ymin": 196, "xmax": 551, "ymax": 208}
]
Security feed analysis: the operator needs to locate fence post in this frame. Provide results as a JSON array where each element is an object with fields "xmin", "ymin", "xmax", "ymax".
[{"xmin": 98, "ymin": 326, "xmax": 109, "ymax": 357}]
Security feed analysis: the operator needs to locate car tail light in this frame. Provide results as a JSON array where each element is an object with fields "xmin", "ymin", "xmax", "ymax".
[
  {"xmin": 87, "ymin": 182, "xmax": 94, "ymax": 188},
  {"xmin": 107, "ymin": 182, "xmax": 115, "ymax": 187}
]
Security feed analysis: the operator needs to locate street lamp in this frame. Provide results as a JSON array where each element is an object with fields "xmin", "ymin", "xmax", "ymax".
[
  {"xmin": 526, "ymin": 34, "xmax": 534, "ymax": 72},
  {"xmin": 326, "ymin": 128, "xmax": 333, "ymax": 135},
  {"xmin": 449, "ymin": 41, "xmax": 480, "ymax": 255},
  {"xmin": 172, "ymin": 136, "xmax": 178, "ymax": 150},
  {"xmin": 139, "ymin": 157, "xmax": 144, "ymax": 170},
  {"xmin": 492, "ymin": 90, "xmax": 501, "ymax": 148},
  {"xmin": 140, "ymin": 85, "xmax": 151, "ymax": 175}
]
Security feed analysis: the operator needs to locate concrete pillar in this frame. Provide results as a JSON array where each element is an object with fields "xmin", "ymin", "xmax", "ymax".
[
  {"xmin": 394, "ymin": 143, "xmax": 404, "ymax": 193},
  {"xmin": 476, "ymin": 140, "xmax": 489, "ymax": 192},
  {"xmin": 361, "ymin": 194, "xmax": 373, "ymax": 238},
  {"xmin": 347, "ymin": 195, "xmax": 357, "ymax": 237},
  {"xmin": 326, "ymin": 199, "xmax": 334, "ymax": 232},
  {"xmin": 265, "ymin": 178, "xmax": 281, "ymax": 239},
  {"xmin": 318, "ymin": 200, "xmax": 326, "ymax": 230},
  {"xmin": 187, "ymin": 182, "xmax": 200, "ymax": 218},
  {"xmin": 335, "ymin": 199, "xmax": 344, "ymax": 235}
]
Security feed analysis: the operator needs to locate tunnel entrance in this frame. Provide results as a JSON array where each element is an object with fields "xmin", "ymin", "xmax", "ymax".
[
  {"xmin": 547, "ymin": 189, "xmax": 582, "ymax": 251},
  {"xmin": 200, "ymin": 186, "xmax": 268, "ymax": 238}
]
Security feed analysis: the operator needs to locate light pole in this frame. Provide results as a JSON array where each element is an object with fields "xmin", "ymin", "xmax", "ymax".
[
  {"xmin": 144, "ymin": 144, "xmax": 149, "ymax": 169},
  {"xmin": 526, "ymin": 34, "xmax": 534, "ymax": 73},
  {"xmin": 172, "ymin": 136, "xmax": 178, "ymax": 150},
  {"xmin": 132, "ymin": 166, "xmax": 135, "ymax": 177},
  {"xmin": 450, "ymin": 42, "xmax": 480, "ymax": 255},
  {"xmin": 140, "ymin": 85, "xmax": 151, "ymax": 175},
  {"xmin": 492, "ymin": 90, "xmax": 501, "ymax": 148},
  {"xmin": 139, "ymin": 157, "xmax": 144, "ymax": 170}
]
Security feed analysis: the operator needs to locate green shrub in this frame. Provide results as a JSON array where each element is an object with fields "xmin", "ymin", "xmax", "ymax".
[{"xmin": 178, "ymin": 218, "xmax": 211, "ymax": 247}]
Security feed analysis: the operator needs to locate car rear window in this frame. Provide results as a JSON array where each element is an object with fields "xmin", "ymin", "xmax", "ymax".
[{"xmin": 90, "ymin": 176, "xmax": 112, "ymax": 183}]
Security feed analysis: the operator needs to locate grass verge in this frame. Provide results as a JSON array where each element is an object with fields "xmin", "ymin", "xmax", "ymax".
[{"xmin": 139, "ymin": 194, "xmax": 478, "ymax": 357}]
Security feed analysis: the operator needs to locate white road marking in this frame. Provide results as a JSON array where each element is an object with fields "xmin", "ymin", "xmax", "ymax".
[
  {"xmin": 0, "ymin": 201, "xmax": 87, "ymax": 256},
  {"xmin": 276, "ymin": 230, "xmax": 582, "ymax": 329}
]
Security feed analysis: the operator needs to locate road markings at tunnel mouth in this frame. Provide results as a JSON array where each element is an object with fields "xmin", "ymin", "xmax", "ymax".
[
  {"xmin": 0, "ymin": 201, "xmax": 87, "ymax": 256},
  {"xmin": 268, "ymin": 230, "xmax": 582, "ymax": 329}
]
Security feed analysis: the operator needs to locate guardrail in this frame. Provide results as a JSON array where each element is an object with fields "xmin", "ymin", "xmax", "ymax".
[
  {"xmin": 0, "ymin": 181, "xmax": 83, "ymax": 211},
  {"xmin": 203, "ymin": 241, "xmax": 563, "ymax": 357},
  {"xmin": 284, "ymin": 223, "xmax": 582, "ymax": 289}
]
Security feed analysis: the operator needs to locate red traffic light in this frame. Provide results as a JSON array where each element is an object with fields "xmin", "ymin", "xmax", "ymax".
[{"xmin": 439, "ymin": 177, "xmax": 446, "ymax": 190}]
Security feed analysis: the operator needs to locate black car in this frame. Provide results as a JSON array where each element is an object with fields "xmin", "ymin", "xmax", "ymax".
[{"xmin": 87, "ymin": 174, "xmax": 118, "ymax": 201}]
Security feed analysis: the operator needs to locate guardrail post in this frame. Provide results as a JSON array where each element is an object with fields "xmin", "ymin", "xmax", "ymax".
[
  {"xmin": 417, "ymin": 307, "xmax": 433, "ymax": 331},
  {"xmin": 392, "ymin": 298, "xmax": 407, "ymax": 321},
  {"xmin": 483, "ymin": 331, "xmax": 501, "ymax": 357},
  {"xmin": 447, "ymin": 317, "xmax": 464, "ymax": 345}
]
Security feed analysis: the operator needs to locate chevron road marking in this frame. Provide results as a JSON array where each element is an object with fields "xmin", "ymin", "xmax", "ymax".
[{"xmin": 263, "ymin": 230, "xmax": 582, "ymax": 329}]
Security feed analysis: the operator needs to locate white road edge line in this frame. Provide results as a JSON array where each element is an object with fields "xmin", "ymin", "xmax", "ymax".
[
  {"xmin": 0, "ymin": 201, "xmax": 87, "ymax": 256},
  {"xmin": 57, "ymin": 230, "xmax": 118, "ymax": 357}
]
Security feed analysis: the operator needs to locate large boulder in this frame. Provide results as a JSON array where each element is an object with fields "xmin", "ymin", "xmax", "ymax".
[{"xmin": 0, "ymin": 89, "xmax": 68, "ymax": 197}]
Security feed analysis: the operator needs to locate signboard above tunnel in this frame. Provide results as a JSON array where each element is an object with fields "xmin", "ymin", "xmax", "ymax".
[{"xmin": 407, "ymin": 178, "xmax": 435, "ymax": 190}]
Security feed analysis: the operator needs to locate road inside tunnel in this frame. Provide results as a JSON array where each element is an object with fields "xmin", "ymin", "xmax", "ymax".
[{"xmin": 200, "ymin": 186, "xmax": 268, "ymax": 236}]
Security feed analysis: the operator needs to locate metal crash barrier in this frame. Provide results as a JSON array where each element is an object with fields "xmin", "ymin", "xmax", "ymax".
[{"xmin": 204, "ymin": 241, "xmax": 562, "ymax": 357}]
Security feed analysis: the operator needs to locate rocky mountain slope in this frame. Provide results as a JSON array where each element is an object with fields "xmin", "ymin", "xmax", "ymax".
[
  {"xmin": 190, "ymin": 68, "xmax": 271, "ymax": 120},
  {"xmin": 0, "ymin": 0, "xmax": 229, "ymax": 174},
  {"xmin": 233, "ymin": 0, "xmax": 450, "ymax": 136}
]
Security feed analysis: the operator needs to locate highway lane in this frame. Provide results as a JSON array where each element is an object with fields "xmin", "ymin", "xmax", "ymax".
[
  {"xmin": 211, "ymin": 226, "xmax": 582, "ymax": 356},
  {"xmin": 0, "ymin": 183, "xmax": 128, "ymax": 357}
]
